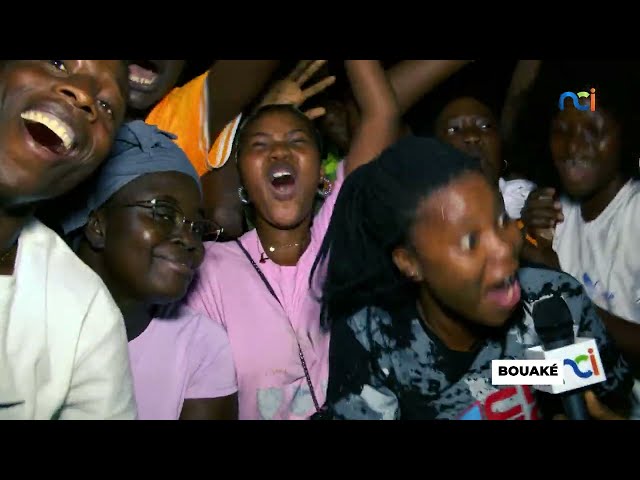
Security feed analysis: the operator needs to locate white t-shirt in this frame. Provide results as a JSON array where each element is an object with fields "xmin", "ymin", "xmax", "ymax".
[
  {"xmin": 553, "ymin": 180, "xmax": 640, "ymax": 324},
  {"xmin": 500, "ymin": 177, "xmax": 536, "ymax": 220}
]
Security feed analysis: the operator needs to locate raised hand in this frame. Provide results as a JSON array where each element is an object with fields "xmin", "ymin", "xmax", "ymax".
[
  {"xmin": 258, "ymin": 60, "xmax": 336, "ymax": 120},
  {"xmin": 521, "ymin": 187, "xmax": 564, "ymax": 243}
]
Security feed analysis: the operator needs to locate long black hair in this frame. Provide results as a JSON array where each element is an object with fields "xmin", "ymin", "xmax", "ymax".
[{"xmin": 310, "ymin": 136, "xmax": 484, "ymax": 331}]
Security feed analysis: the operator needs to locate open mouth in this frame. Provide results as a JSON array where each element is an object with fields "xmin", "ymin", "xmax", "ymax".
[
  {"xmin": 560, "ymin": 158, "xmax": 595, "ymax": 183},
  {"xmin": 272, "ymin": 170, "xmax": 295, "ymax": 188},
  {"xmin": 485, "ymin": 274, "xmax": 521, "ymax": 310},
  {"xmin": 129, "ymin": 60, "xmax": 160, "ymax": 88},
  {"xmin": 268, "ymin": 163, "xmax": 298, "ymax": 199},
  {"xmin": 21, "ymin": 110, "xmax": 74, "ymax": 155}
]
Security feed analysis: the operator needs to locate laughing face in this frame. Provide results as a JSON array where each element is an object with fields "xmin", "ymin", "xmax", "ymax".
[
  {"xmin": 0, "ymin": 60, "xmax": 128, "ymax": 205},
  {"xmin": 237, "ymin": 106, "xmax": 322, "ymax": 229},
  {"xmin": 127, "ymin": 60, "xmax": 186, "ymax": 112},
  {"xmin": 550, "ymin": 102, "xmax": 622, "ymax": 200}
]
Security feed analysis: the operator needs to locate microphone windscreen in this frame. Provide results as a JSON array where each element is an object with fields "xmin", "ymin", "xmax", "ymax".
[{"xmin": 532, "ymin": 296, "xmax": 574, "ymax": 347}]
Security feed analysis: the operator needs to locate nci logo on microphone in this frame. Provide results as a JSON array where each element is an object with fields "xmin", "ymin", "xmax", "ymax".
[
  {"xmin": 493, "ymin": 338, "xmax": 606, "ymax": 394},
  {"xmin": 564, "ymin": 348, "xmax": 600, "ymax": 379}
]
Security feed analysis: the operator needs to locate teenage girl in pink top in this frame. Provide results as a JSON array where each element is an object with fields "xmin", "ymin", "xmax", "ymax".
[{"xmin": 185, "ymin": 60, "xmax": 400, "ymax": 419}]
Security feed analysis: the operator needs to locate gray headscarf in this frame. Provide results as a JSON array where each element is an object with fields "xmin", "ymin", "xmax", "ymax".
[{"xmin": 61, "ymin": 120, "xmax": 201, "ymax": 235}]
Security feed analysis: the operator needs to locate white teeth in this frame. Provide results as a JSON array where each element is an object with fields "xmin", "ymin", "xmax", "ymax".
[
  {"xmin": 506, "ymin": 284, "xmax": 514, "ymax": 303},
  {"xmin": 20, "ymin": 110, "xmax": 74, "ymax": 149},
  {"xmin": 567, "ymin": 158, "xmax": 590, "ymax": 168},
  {"xmin": 129, "ymin": 74, "xmax": 155, "ymax": 85},
  {"xmin": 272, "ymin": 171, "xmax": 292, "ymax": 179}
]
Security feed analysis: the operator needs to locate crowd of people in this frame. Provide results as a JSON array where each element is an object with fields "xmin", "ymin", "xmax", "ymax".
[{"xmin": 0, "ymin": 59, "xmax": 636, "ymax": 420}]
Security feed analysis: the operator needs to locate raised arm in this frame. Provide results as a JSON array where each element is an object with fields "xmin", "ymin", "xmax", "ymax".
[
  {"xmin": 500, "ymin": 60, "xmax": 542, "ymax": 142},
  {"xmin": 387, "ymin": 60, "xmax": 472, "ymax": 115},
  {"xmin": 343, "ymin": 60, "xmax": 400, "ymax": 175},
  {"xmin": 206, "ymin": 60, "xmax": 281, "ymax": 141}
]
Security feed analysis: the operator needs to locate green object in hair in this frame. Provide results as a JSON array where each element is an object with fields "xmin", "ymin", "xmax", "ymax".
[{"xmin": 322, "ymin": 150, "xmax": 340, "ymax": 182}]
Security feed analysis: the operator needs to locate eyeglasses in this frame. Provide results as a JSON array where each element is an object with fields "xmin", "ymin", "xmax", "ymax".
[{"xmin": 113, "ymin": 199, "xmax": 223, "ymax": 242}]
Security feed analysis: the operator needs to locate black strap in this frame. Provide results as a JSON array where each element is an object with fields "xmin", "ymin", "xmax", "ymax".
[
  {"xmin": 235, "ymin": 239, "xmax": 321, "ymax": 413},
  {"xmin": 235, "ymin": 240, "xmax": 282, "ymax": 306}
]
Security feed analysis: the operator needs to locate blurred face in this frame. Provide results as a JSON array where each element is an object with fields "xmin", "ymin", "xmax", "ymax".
[
  {"xmin": 238, "ymin": 109, "xmax": 322, "ymax": 229},
  {"xmin": 319, "ymin": 97, "xmax": 359, "ymax": 154},
  {"xmin": 395, "ymin": 172, "xmax": 523, "ymax": 327},
  {"xmin": 550, "ymin": 103, "xmax": 622, "ymax": 200},
  {"xmin": 436, "ymin": 97, "xmax": 502, "ymax": 185},
  {"xmin": 98, "ymin": 172, "xmax": 207, "ymax": 304},
  {"xmin": 0, "ymin": 60, "xmax": 127, "ymax": 205},
  {"xmin": 127, "ymin": 60, "xmax": 186, "ymax": 111}
]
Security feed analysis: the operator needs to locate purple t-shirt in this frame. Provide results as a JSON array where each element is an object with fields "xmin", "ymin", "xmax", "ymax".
[
  {"xmin": 185, "ymin": 164, "xmax": 344, "ymax": 420},
  {"xmin": 128, "ymin": 305, "xmax": 237, "ymax": 420}
]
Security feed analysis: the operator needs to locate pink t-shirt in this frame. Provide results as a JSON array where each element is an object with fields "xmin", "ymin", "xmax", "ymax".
[
  {"xmin": 128, "ymin": 305, "xmax": 238, "ymax": 420},
  {"xmin": 185, "ymin": 164, "xmax": 345, "ymax": 420}
]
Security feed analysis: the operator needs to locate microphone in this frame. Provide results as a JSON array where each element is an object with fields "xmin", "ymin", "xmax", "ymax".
[{"xmin": 527, "ymin": 295, "xmax": 606, "ymax": 420}]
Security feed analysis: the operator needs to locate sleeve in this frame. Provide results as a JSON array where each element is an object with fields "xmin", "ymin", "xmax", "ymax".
[
  {"xmin": 207, "ymin": 112, "xmax": 242, "ymax": 170},
  {"xmin": 575, "ymin": 281, "xmax": 634, "ymax": 407},
  {"xmin": 322, "ymin": 316, "xmax": 399, "ymax": 420},
  {"xmin": 59, "ymin": 286, "xmax": 137, "ymax": 420},
  {"xmin": 500, "ymin": 178, "xmax": 537, "ymax": 220},
  {"xmin": 184, "ymin": 249, "xmax": 227, "ymax": 329},
  {"xmin": 311, "ymin": 161, "xmax": 346, "ymax": 241},
  {"xmin": 185, "ymin": 313, "xmax": 238, "ymax": 399},
  {"xmin": 145, "ymin": 72, "xmax": 242, "ymax": 176},
  {"xmin": 619, "ymin": 193, "xmax": 640, "ymax": 324}
]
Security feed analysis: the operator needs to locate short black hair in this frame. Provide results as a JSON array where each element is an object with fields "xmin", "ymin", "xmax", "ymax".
[
  {"xmin": 407, "ymin": 61, "xmax": 515, "ymax": 137},
  {"xmin": 234, "ymin": 103, "xmax": 324, "ymax": 162}
]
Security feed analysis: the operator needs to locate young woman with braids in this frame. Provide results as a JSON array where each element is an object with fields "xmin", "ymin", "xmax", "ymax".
[
  {"xmin": 311, "ymin": 136, "xmax": 632, "ymax": 420},
  {"xmin": 184, "ymin": 60, "xmax": 399, "ymax": 420}
]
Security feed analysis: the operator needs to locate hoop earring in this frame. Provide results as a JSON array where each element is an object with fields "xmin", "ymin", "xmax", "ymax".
[
  {"xmin": 318, "ymin": 175, "xmax": 333, "ymax": 198},
  {"xmin": 238, "ymin": 186, "xmax": 250, "ymax": 205},
  {"xmin": 503, "ymin": 159, "xmax": 509, "ymax": 171},
  {"xmin": 317, "ymin": 176, "xmax": 333, "ymax": 199}
]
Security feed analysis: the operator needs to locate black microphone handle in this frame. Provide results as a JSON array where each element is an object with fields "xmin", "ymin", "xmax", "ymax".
[{"xmin": 561, "ymin": 390, "xmax": 590, "ymax": 420}]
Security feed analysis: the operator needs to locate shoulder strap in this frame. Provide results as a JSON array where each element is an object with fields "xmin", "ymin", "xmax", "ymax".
[
  {"xmin": 235, "ymin": 239, "xmax": 282, "ymax": 307},
  {"xmin": 234, "ymin": 239, "xmax": 321, "ymax": 414}
]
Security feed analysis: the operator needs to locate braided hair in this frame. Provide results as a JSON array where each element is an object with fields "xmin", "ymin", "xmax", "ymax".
[{"xmin": 310, "ymin": 136, "xmax": 484, "ymax": 332}]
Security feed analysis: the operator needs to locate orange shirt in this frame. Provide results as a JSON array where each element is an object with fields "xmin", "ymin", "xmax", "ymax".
[{"xmin": 145, "ymin": 72, "xmax": 241, "ymax": 177}]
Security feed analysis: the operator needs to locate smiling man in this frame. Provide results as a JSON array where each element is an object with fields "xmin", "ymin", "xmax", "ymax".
[{"xmin": 0, "ymin": 60, "xmax": 136, "ymax": 420}]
